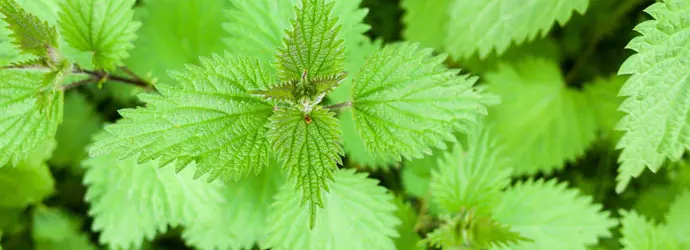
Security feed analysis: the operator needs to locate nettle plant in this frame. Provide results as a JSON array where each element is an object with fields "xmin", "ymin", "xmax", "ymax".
[{"xmin": 0, "ymin": 0, "xmax": 688, "ymax": 249}]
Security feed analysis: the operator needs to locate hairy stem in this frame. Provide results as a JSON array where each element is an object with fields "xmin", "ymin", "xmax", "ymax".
[
  {"xmin": 66, "ymin": 66, "xmax": 154, "ymax": 91},
  {"xmin": 325, "ymin": 101, "xmax": 352, "ymax": 111},
  {"xmin": 60, "ymin": 76, "xmax": 98, "ymax": 90}
]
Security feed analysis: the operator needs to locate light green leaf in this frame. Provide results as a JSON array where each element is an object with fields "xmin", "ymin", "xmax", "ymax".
[
  {"xmin": 492, "ymin": 179, "xmax": 616, "ymax": 250},
  {"xmin": 276, "ymin": 0, "xmax": 344, "ymax": 81},
  {"xmin": 57, "ymin": 0, "xmax": 140, "ymax": 70},
  {"xmin": 584, "ymin": 76, "xmax": 627, "ymax": 139},
  {"xmin": 421, "ymin": 213, "xmax": 525, "ymax": 249},
  {"xmin": 0, "ymin": 69, "xmax": 63, "ymax": 167},
  {"xmin": 339, "ymin": 109, "xmax": 396, "ymax": 168},
  {"xmin": 89, "ymin": 54, "xmax": 274, "ymax": 182},
  {"xmin": 83, "ymin": 142, "xmax": 223, "ymax": 250},
  {"xmin": 223, "ymin": 0, "xmax": 296, "ymax": 67},
  {"xmin": 49, "ymin": 92, "xmax": 102, "ymax": 169},
  {"xmin": 126, "ymin": 0, "xmax": 230, "ymax": 83},
  {"xmin": 615, "ymin": 0, "xmax": 690, "ymax": 193},
  {"xmin": 0, "ymin": 0, "xmax": 58, "ymax": 57},
  {"xmin": 401, "ymin": 154, "xmax": 434, "ymax": 198},
  {"xmin": 267, "ymin": 106, "xmax": 343, "ymax": 227},
  {"xmin": 400, "ymin": 0, "xmax": 450, "ymax": 51},
  {"xmin": 182, "ymin": 164, "xmax": 285, "ymax": 250},
  {"xmin": 665, "ymin": 191, "xmax": 690, "ymax": 247},
  {"xmin": 265, "ymin": 169, "xmax": 400, "ymax": 250},
  {"xmin": 332, "ymin": 38, "xmax": 394, "ymax": 169},
  {"xmin": 224, "ymin": 0, "xmax": 368, "ymax": 73},
  {"xmin": 392, "ymin": 197, "xmax": 423, "ymax": 250},
  {"xmin": 619, "ymin": 211, "xmax": 680, "ymax": 250},
  {"xmin": 351, "ymin": 42, "xmax": 493, "ymax": 161},
  {"xmin": 0, "ymin": 140, "xmax": 55, "ymax": 208},
  {"xmin": 445, "ymin": 0, "xmax": 588, "ymax": 59},
  {"xmin": 486, "ymin": 58, "xmax": 596, "ymax": 174},
  {"xmin": 431, "ymin": 125, "xmax": 511, "ymax": 215},
  {"xmin": 32, "ymin": 207, "xmax": 97, "ymax": 250}
]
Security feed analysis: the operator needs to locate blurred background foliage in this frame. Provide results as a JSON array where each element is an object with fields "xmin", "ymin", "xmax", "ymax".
[{"xmin": 0, "ymin": 0, "xmax": 686, "ymax": 249}]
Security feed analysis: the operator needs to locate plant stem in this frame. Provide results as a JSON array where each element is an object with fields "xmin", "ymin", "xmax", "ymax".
[
  {"xmin": 66, "ymin": 66, "xmax": 154, "ymax": 91},
  {"xmin": 60, "ymin": 77, "xmax": 97, "ymax": 90},
  {"xmin": 325, "ymin": 101, "xmax": 352, "ymax": 111}
]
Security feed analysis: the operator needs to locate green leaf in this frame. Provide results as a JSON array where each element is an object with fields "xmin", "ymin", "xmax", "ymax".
[
  {"xmin": 223, "ymin": 0, "xmax": 296, "ymax": 67},
  {"xmin": 619, "ymin": 211, "xmax": 680, "ymax": 250},
  {"xmin": 615, "ymin": 0, "xmax": 690, "ymax": 193},
  {"xmin": 0, "ymin": 0, "xmax": 58, "ymax": 57},
  {"xmin": 401, "ymin": 154, "xmax": 434, "ymax": 197},
  {"xmin": 82, "ymin": 142, "xmax": 223, "ymax": 250},
  {"xmin": 400, "ymin": 0, "xmax": 450, "ymax": 51},
  {"xmin": 276, "ymin": 0, "xmax": 344, "ymax": 81},
  {"xmin": 89, "ymin": 53, "xmax": 274, "ymax": 182},
  {"xmin": 265, "ymin": 169, "xmax": 400, "ymax": 250},
  {"xmin": 421, "ymin": 213, "xmax": 525, "ymax": 249},
  {"xmin": 584, "ymin": 76, "xmax": 627, "ymax": 140},
  {"xmin": 49, "ymin": 92, "xmax": 102, "ymax": 169},
  {"xmin": 665, "ymin": 191, "xmax": 690, "ymax": 247},
  {"xmin": 267, "ymin": 106, "xmax": 343, "ymax": 227},
  {"xmin": 486, "ymin": 58, "xmax": 596, "ymax": 174},
  {"xmin": 126, "ymin": 0, "xmax": 230, "ymax": 83},
  {"xmin": 182, "ymin": 164, "xmax": 285, "ymax": 250},
  {"xmin": 392, "ymin": 197, "xmax": 423, "ymax": 250},
  {"xmin": 32, "ymin": 207, "xmax": 97, "ymax": 250},
  {"xmin": 332, "ymin": 38, "xmax": 395, "ymax": 169},
  {"xmin": 351, "ymin": 42, "xmax": 494, "ymax": 161},
  {"xmin": 0, "ymin": 69, "xmax": 63, "ymax": 167},
  {"xmin": 0, "ymin": 140, "xmax": 55, "ymax": 208},
  {"xmin": 57, "ymin": 0, "xmax": 140, "ymax": 70},
  {"xmin": 431, "ymin": 125, "xmax": 511, "ymax": 215},
  {"xmin": 445, "ymin": 0, "xmax": 588, "ymax": 59},
  {"xmin": 224, "ymin": 0, "xmax": 368, "ymax": 73},
  {"xmin": 492, "ymin": 179, "xmax": 616, "ymax": 250}
]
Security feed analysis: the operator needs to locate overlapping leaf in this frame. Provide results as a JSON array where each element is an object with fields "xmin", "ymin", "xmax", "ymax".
[
  {"xmin": 351, "ymin": 42, "xmax": 493, "ymax": 161},
  {"xmin": 267, "ymin": 106, "xmax": 343, "ymax": 227},
  {"xmin": 224, "ymin": 0, "xmax": 368, "ymax": 72},
  {"xmin": 126, "ymin": 0, "xmax": 230, "ymax": 83},
  {"xmin": 431, "ymin": 125, "xmax": 512, "ymax": 215},
  {"xmin": 265, "ymin": 169, "xmax": 400, "ymax": 250},
  {"xmin": 665, "ymin": 191, "xmax": 690, "ymax": 247},
  {"xmin": 276, "ymin": 0, "xmax": 344, "ymax": 81},
  {"xmin": 619, "ymin": 211, "xmax": 680, "ymax": 250},
  {"xmin": 421, "ymin": 214, "xmax": 524, "ymax": 249},
  {"xmin": 0, "ymin": 140, "xmax": 54, "ymax": 208},
  {"xmin": 331, "ymin": 38, "xmax": 394, "ymax": 169},
  {"xmin": 83, "ymin": 143, "xmax": 223, "ymax": 250},
  {"xmin": 90, "ymin": 54, "xmax": 274, "ymax": 182},
  {"xmin": 49, "ymin": 92, "xmax": 102, "ymax": 169},
  {"xmin": 0, "ymin": 0, "xmax": 58, "ymax": 57},
  {"xmin": 392, "ymin": 197, "xmax": 423, "ymax": 250},
  {"xmin": 584, "ymin": 76, "xmax": 627, "ymax": 139},
  {"xmin": 32, "ymin": 207, "xmax": 97, "ymax": 250},
  {"xmin": 486, "ymin": 58, "xmax": 596, "ymax": 174},
  {"xmin": 445, "ymin": 0, "xmax": 588, "ymax": 59},
  {"xmin": 0, "ymin": 69, "xmax": 63, "ymax": 167},
  {"xmin": 400, "ymin": 0, "xmax": 450, "ymax": 51},
  {"xmin": 492, "ymin": 179, "xmax": 616, "ymax": 250},
  {"xmin": 615, "ymin": 0, "xmax": 690, "ymax": 193},
  {"xmin": 57, "ymin": 0, "xmax": 140, "ymax": 70},
  {"xmin": 182, "ymin": 165, "xmax": 285, "ymax": 250}
]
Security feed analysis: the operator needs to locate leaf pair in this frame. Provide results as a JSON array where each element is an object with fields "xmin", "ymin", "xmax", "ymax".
[
  {"xmin": 427, "ymin": 125, "xmax": 617, "ymax": 249},
  {"xmin": 402, "ymin": 0, "xmax": 588, "ymax": 59}
]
